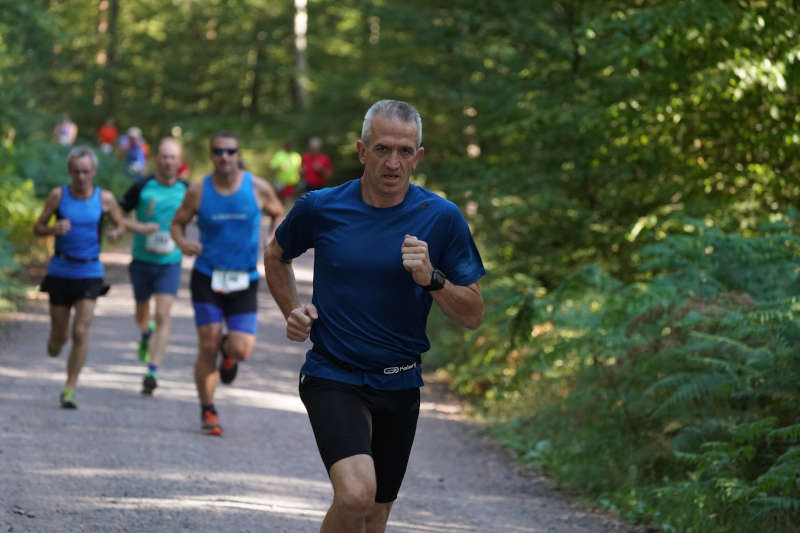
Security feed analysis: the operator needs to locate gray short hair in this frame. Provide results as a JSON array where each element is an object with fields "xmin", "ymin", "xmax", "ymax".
[
  {"xmin": 361, "ymin": 100, "xmax": 422, "ymax": 147},
  {"xmin": 67, "ymin": 146, "xmax": 98, "ymax": 169}
]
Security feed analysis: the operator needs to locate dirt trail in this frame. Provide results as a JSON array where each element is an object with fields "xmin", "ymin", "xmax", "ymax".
[{"xmin": 0, "ymin": 248, "xmax": 629, "ymax": 532}]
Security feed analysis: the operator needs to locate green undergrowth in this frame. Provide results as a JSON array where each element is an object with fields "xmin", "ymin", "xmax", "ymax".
[
  {"xmin": 0, "ymin": 140, "xmax": 129, "ymax": 312},
  {"xmin": 427, "ymin": 215, "xmax": 800, "ymax": 532}
]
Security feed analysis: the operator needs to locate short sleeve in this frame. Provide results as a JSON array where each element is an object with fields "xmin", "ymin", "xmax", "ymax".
[
  {"xmin": 438, "ymin": 205, "xmax": 485, "ymax": 286},
  {"xmin": 275, "ymin": 191, "xmax": 316, "ymax": 260},
  {"xmin": 119, "ymin": 178, "xmax": 147, "ymax": 212}
]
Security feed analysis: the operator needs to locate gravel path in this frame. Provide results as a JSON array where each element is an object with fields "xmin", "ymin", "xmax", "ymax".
[{"xmin": 0, "ymin": 248, "xmax": 630, "ymax": 532}]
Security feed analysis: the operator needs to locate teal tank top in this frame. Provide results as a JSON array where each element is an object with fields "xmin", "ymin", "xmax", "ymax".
[{"xmin": 121, "ymin": 176, "xmax": 187, "ymax": 264}]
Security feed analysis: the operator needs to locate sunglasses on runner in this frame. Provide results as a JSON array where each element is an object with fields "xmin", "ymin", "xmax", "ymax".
[{"xmin": 212, "ymin": 148, "xmax": 238, "ymax": 156}]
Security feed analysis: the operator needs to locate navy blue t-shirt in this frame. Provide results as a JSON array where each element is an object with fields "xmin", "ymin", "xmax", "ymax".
[{"xmin": 276, "ymin": 179, "xmax": 485, "ymax": 390}]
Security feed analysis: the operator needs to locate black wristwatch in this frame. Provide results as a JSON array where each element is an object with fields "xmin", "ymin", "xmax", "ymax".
[{"xmin": 423, "ymin": 269, "xmax": 446, "ymax": 291}]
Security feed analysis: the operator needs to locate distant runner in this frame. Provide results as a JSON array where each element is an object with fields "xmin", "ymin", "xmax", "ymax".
[
  {"xmin": 171, "ymin": 130, "xmax": 283, "ymax": 436},
  {"xmin": 33, "ymin": 146, "xmax": 125, "ymax": 409},
  {"xmin": 119, "ymin": 138, "xmax": 188, "ymax": 395}
]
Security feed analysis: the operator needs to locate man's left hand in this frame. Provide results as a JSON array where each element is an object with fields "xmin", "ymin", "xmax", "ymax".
[{"xmin": 401, "ymin": 234, "xmax": 434, "ymax": 287}]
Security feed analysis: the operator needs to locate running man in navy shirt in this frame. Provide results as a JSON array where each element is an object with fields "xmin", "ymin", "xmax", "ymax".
[
  {"xmin": 171, "ymin": 131, "xmax": 283, "ymax": 436},
  {"xmin": 33, "ymin": 146, "xmax": 126, "ymax": 409},
  {"xmin": 265, "ymin": 100, "xmax": 485, "ymax": 533}
]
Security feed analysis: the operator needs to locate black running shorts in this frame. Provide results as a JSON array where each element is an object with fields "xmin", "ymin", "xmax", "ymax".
[
  {"xmin": 298, "ymin": 374, "xmax": 421, "ymax": 503},
  {"xmin": 40, "ymin": 276, "xmax": 109, "ymax": 307}
]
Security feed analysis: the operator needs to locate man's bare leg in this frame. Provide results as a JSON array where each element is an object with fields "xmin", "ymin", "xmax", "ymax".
[
  {"xmin": 321, "ymin": 454, "xmax": 379, "ymax": 533},
  {"xmin": 47, "ymin": 305, "xmax": 71, "ymax": 357},
  {"xmin": 64, "ymin": 299, "xmax": 96, "ymax": 390},
  {"xmin": 149, "ymin": 294, "xmax": 175, "ymax": 367}
]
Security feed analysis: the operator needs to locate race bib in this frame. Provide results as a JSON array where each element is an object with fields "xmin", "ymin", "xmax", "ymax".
[
  {"xmin": 145, "ymin": 230, "xmax": 176, "ymax": 254},
  {"xmin": 211, "ymin": 269, "xmax": 250, "ymax": 293}
]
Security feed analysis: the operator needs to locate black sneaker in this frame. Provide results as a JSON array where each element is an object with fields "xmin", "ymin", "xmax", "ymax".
[
  {"xmin": 219, "ymin": 335, "xmax": 238, "ymax": 385},
  {"xmin": 141, "ymin": 374, "xmax": 158, "ymax": 396}
]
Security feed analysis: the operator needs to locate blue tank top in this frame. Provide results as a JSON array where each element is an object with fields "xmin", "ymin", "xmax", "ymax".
[
  {"xmin": 47, "ymin": 185, "xmax": 104, "ymax": 279},
  {"xmin": 194, "ymin": 172, "xmax": 261, "ymax": 279}
]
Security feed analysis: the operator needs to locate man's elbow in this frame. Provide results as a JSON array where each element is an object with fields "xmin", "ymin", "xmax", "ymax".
[
  {"xmin": 465, "ymin": 312, "xmax": 484, "ymax": 330},
  {"xmin": 459, "ymin": 306, "xmax": 484, "ymax": 330}
]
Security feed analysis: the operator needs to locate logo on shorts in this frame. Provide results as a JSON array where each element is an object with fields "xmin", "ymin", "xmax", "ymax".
[{"xmin": 383, "ymin": 362, "xmax": 417, "ymax": 375}]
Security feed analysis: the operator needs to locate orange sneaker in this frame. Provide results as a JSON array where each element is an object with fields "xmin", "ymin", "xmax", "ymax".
[{"xmin": 202, "ymin": 410, "xmax": 222, "ymax": 437}]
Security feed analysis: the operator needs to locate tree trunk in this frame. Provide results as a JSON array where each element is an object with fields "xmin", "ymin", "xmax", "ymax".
[
  {"xmin": 292, "ymin": 0, "xmax": 309, "ymax": 110},
  {"xmin": 104, "ymin": 0, "xmax": 120, "ymax": 117}
]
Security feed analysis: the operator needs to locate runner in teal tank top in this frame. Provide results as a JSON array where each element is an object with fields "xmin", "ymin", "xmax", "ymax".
[
  {"xmin": 119, "ymin": 138, "xmax": 188, "ymax": 395},
  {"xmin": 33, "ymin": 146, "xmax": 126, "ymax": 409},
  {"xmin": 170, "ymin": 130, "xmax": 284, "ymax": 437}
]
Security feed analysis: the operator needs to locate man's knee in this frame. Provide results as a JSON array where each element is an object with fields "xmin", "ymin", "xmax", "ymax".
[
  {"xmin": 154, "ymin": 310, "xmax": 171, "ymax": 329},
  {"xmin": 334, "ymin": 479, "xmax": 377, "ymax": 518},
  {"xmin": 198, "ymin": 337, "xmax": 220, "ymax": 357},
  {"xmin": 225, "ymin": 334, "xmax": 254, "ymax": 361},
  {"xmin": 72, "ymin": 322, "xmax": 91, "ymax": 343}
]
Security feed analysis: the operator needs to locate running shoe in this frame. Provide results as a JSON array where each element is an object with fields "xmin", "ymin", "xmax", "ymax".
[
  {"xmin": 141, "ymin": 373, "xmax": 158, "ymax": 396},
  {"xmin": 201, "ymin": 410, "xmax": 222, "ymax": 437},
  {"xmin": 60, "ymin": 388, "xmax": 77, "ymax": 409},
  {"xmin": 219, "ymin": 334, "xmax": 238, "ymax": 385},
  {"xmin": 137, "ymin": 320, "xmax": 156, "ymax": 363},
  {"xmin": 47, "ymin": 338, "xmax": 62, "ymax": 358}
]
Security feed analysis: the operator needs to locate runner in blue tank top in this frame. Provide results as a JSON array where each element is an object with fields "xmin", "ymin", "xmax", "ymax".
[
  {"xmin": 265, "ymin": 100, "xmax": 485, "ymax": 532},
  {"xmin": 119, "ymin": 138, "xmax": 188, "ymax": 395},
  {"xmin": 171, "ymin": 130, "xmax": 284, "ymax": 436},
  {"xmin": 33, "ymin": 146, "xmax": 126, "ymax": 409}
]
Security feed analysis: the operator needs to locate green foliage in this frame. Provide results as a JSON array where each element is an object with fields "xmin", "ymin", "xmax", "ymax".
[
  {"xmin": 429, "ymin": 220, "xmax": 800, "ymax": 531},
  {"xmin": 0, "ymin": 177, "xmax": 40, "ymax": 248},
  {"xmin": 0, "ymin": 228, "xmax": 27, "ymax": 312},
  {"xmin": 8, "ymin": 1, "xmax": 800, "ymax": 530}
]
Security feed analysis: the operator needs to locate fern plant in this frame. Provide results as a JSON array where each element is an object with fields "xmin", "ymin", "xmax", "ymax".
[{"xmin": 428, "ymin": 216, "xmax": 800, "ymax": 532}]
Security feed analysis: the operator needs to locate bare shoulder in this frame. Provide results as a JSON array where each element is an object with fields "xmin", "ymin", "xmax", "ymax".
[
  {"xmin": 251, "ymin": 175, "xmax": 279, "ymax": 198},
  {"xmin": 100, "ymin": 188, "xmax": 116, "ymax": 202},
  {"xmin": 183, "ymin": 180, "xmax": 204, "ymax": 205},
  {"xmin": 44, "ymin": 186, "xmax": 64, "ymax": 208},
  {"xmin": 169, "ymin": 180, "xmax": 202, "ymax": 220},
  {"xmin": 47, "ymin": 186, "xmax": 64, "ymax": 201},
  {"xmin": 251, "ymin": 174, "xmax": 274, "ymax": 192}
]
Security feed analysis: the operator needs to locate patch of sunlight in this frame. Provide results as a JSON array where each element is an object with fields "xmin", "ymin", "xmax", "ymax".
[
  {"xmin": 419, "ymin": 400, "xmax": 463, "ymax": 421},
  {"xmin": 38, "ymin": 468, "xmax": 329, "ymax": 490},
  {"xmin": 221, "ymin": 386, "xmax": 306, "ymax": 414},
  {"xmin": 386, "ymin": 520, "xmax": 484, "ymax": 532},
  {"xmin": 0, "ymin": 366, "xmax": 64, "ymax": 381},
  {"xmin": 0, "ymin": 311, "xmax": 50, "ymax": 323},
  {"xmin": 85, "ymin": 494, "xmax": 327, "ymax": 519}
]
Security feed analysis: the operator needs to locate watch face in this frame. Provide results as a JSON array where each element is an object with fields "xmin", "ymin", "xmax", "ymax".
[{"xmin": 427, "ymin": 269, "xmax": 445, "ymax": 290}]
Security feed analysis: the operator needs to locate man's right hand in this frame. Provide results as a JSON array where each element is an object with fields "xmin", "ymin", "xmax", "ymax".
[
  {"xmin": 141, "ymin": 222, "xmax": 160, "ymax": 234},
  {"xmin": 54, "ymin": 219, "xmax": 71, "ymax": 236},
  {"xmin": 286, "ymin": 304, "xmax": 317, "ymax": 342},
  {"xmin": 178, "ymin": 240, "xmax": 202, "ymax": 256}
]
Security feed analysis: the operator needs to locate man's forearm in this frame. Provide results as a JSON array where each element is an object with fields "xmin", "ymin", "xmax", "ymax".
[
  {"xmin": 431, "ymin": 282, "xmax": 484, "ymax": 330},
  {"xmin": 170, "ymin": 222, "xmax": 187, "ymax": 247},
  {"xmin": 265, "ymin": 257, "xmax": 301, "ymax": 319}
]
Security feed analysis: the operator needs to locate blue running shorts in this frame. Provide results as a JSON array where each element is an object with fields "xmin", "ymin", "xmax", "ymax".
[
  {"xmin": 128, "ymin": 260, "xmax": 182, "ymax": 302},
  {"xmin": 190, "ymin": 269, "xmax": 258, "ymax": 334}
]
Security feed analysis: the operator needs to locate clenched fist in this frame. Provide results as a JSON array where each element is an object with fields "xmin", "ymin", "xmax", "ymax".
[{"xmin": 401, "ymin": 234, "xmax": 434, "ymax": 287}]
